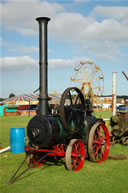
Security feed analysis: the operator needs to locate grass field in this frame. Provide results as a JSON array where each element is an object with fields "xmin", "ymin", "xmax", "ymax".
[{"xmin": 0, "ymin": 113, "xmax": 128, "ymax": 193}]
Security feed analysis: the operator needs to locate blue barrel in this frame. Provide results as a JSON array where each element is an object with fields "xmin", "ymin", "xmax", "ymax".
[{"xmin": 10, "ymin": 128, "xmax": 25, "ymax": 153}]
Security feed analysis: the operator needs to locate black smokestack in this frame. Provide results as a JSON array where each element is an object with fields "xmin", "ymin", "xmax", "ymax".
[{"xmin": 36, "ymin": 17, "xmax": 51, "ymax": 115}]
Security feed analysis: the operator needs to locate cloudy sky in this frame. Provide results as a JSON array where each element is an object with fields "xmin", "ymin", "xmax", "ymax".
[{"xmin": 0, "ymin": 0, "xmax": 128, "ymax": 98}]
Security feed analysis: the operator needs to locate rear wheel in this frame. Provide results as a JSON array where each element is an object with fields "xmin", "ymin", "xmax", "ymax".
[{"xmin": 88, "ymin": 122, "xmax": 110, "ymax": 162}]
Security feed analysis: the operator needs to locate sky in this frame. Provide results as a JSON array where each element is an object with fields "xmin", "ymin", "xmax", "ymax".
[{"xmin": 0, "ymin": 0, "xmax": 128, "ymax": 98}]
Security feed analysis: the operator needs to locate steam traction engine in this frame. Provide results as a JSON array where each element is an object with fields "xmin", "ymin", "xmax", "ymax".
[
  {"xmin": 110, "ymin": 112, "xmax": 128, "ymax": 145},
  {"xmin": 25, "ymin": 17, "xmax": 110, "ymax": 171}
]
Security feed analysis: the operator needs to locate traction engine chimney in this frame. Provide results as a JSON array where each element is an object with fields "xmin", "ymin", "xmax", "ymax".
[{"xmin": 36, "ymin": 17, "xmax": 51, "ymax": 115}]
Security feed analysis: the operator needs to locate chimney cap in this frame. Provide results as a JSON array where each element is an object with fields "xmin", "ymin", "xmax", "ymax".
[{"xmin": 36, "ymin": 17, "xmax": 51, "ymax": 23}]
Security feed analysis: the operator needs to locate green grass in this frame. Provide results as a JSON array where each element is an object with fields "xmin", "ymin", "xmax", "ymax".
[
  {"xmin": 93, "ymin": 110, "xmax": 112, "ymax": 119},
  {"xmin": 0, "ymin": 113, "xmax": 128, "ymax": 193}
]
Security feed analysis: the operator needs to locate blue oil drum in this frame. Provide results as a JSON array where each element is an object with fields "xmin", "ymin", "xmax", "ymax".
[{"xmin": 10, "ymin": 128, "xmax": 25, "ymax": 153}]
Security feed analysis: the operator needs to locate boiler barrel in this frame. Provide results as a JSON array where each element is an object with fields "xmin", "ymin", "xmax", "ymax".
[
  {"xmin": 27, "ymin": 115, "xmax": 61, "ymax": 147},
  {"xmin": 27, "ymin": 115, "xmax": 85, "ymax": 147}
]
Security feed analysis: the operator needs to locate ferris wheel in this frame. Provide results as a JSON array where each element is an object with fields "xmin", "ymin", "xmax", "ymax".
[{"xmin": 70, "ymin": 61, "xmax": 104, "ymax": 100}]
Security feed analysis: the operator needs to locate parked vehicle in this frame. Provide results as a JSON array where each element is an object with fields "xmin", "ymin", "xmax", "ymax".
[
  {"xmin": 110, "ymin": 112, "xmax": 128, "ymax": 145},
  {"xmin": 117, "ymin": 105, "xmax": 128, "ymax": 111}
]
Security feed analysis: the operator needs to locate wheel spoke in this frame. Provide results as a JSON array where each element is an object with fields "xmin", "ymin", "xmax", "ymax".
[
  {"xmin": 67, "ymin": 111, "xmax": 73, "ymax": 124},
  {"xmin": 100, "ymin": 146, "xmax": 104, "ymax": 159},
  {"xmin": 72, "ymin": 158, "xmax": 77, "ymax": 169},
  {"xmin": 74, "ymin": 143, "xmax": 78, "ymax": 153},
  {"xmin": 93, "ymin": 139, "xmax": 101, "ymax": 144},
  {"xmin": 96, "ymin": 127, "xmax": 101, "ymax": 138},
  {"xmin": 75, "ymin": 94, "xmax": 80, "ymax": 105},
  {"xmin": 94, "ymin": 145, "xmax": 100, "ymax": 157},
  {"xmin": 102, "ymin": 129, "xmax": 105, "ymax": 138},
  {"xmin": 93, "ymin": 144, "xmax": 96, "ymax": 149},
  {"xmin": 68, "ymin": 91, "xmax": 73, "ymax": 106}
]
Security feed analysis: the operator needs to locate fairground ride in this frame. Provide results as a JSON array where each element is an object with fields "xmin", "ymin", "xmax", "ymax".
[{"xmin": 71, "ymin": 61, "xmax": 104, "ymax": 102}]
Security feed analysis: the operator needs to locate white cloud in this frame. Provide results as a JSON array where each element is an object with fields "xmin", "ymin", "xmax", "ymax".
[
  {"xmin": 1, "ymin": 0, "xmax": 63, "ymax": 34},
  {"xmin": 49, "ymin": 57, "xmax": 89, "ymax": 69},
  {"xmin": 0, "ymin": 56, "xmax": 38, "ymax": 71},
  {"xmin": 50, "ymin": 15, "xmax": 128, "ymax": 43},
  {"xmin": 15, "ymin": 27, "xmax": 37, "ymax": 36},
  {"xmin": 0, "ymin": 55, "xmax": 90, "ymax": 72},
  {"xmin": 91, "ymin": 6, "xmax": 128, "ymax": 19},
  {"xmin": 49, "ymin": 58, "xmax": 74, "ymax": 68},
  {"xmin": 2, "ymin": 41, "xmax": 52, "ymax": 55},
  {"xmin": 9, "ymin": 45, "xmax": 39, "ymax": 54},
  {"xmin": 2, "ymin": 1, "xmax": 128, "ymax": 43},
  {"xmin": 49, "ymin": 12, "xmax": 93, "ymax": 41},
  {"xmin": 49, "ymin": 12, "xmax": 128, "ymax": 61},
  {"xmin": 1, "ymin": 1, "xmax": 128, "ymax": 62}
]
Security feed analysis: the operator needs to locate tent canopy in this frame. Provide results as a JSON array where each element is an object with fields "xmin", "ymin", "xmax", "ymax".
[{"xmin": 3, "ymin": 93, "xmax": 61, "ymax": 105}]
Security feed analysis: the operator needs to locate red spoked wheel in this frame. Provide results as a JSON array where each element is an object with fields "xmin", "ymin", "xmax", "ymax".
[
  {"xmin": 53, "ymin": 144, "xmax": 65, "ymax": 156},
  {"xmin": 65, "ymin": 139, "xmax": 85, "ymax": 171},
  {"xmin": 26, "ymin": 153, "xmax": 44, "ymax": 168},
  {"xmin": 88, "ymin": 122, "xmax": 110, "ymax": 163}
]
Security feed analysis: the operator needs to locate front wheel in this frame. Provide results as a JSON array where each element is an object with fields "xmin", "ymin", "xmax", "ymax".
[{"xmin": 65, "ymin": 139, "xmax": 85, "ymax": 171}]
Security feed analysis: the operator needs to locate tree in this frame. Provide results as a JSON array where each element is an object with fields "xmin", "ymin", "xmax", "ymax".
[
  {"xmin": 9, "ymin": 93, "xmax": 15, "ymax": 98},
  {"xmin": 0, "ymin": 98, "xmax": 4, "ymax": 101}
]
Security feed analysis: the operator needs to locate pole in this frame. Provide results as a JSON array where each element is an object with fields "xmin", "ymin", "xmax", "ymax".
[{"xmin": 112, "ymin": 72, "xmax": 117, "ymax": 116}]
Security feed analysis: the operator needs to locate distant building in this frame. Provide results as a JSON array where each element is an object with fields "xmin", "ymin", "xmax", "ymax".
[
  {"xmin": 102, "ymin": 97, "xmax": 124, "ymax": 104},
  {"xmin": 96, "ymin": 96, "xmax": 125, "ymax": 109},
  {"xmin": 125, "ymin": 99, "xmax": 128, "ymax": 103}
]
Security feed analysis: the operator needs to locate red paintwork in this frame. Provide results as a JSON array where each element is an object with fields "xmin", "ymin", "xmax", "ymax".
[
  {"xmin": 25, "ymin": 142, "xmax": 85, "ymax": 170},
  {"xmin": 25, "ymin": 144, "xmax": 65, "ymax": 157},
  {"xmin": 93, "ymin": 124, "xmax": 110, "ymax": 163},
  {"xmin": 70, "ymin": 140, "xmax": 85, "ymax": 171},
  {"xmin": 25, "ymin": 144, "xmax": 65, "ymax": 168}
]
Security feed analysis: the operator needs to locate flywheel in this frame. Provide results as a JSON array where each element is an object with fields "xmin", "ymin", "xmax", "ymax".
[{"xmin": 60, "ymin": 87, "xmax": 85, "ymax": 132}]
